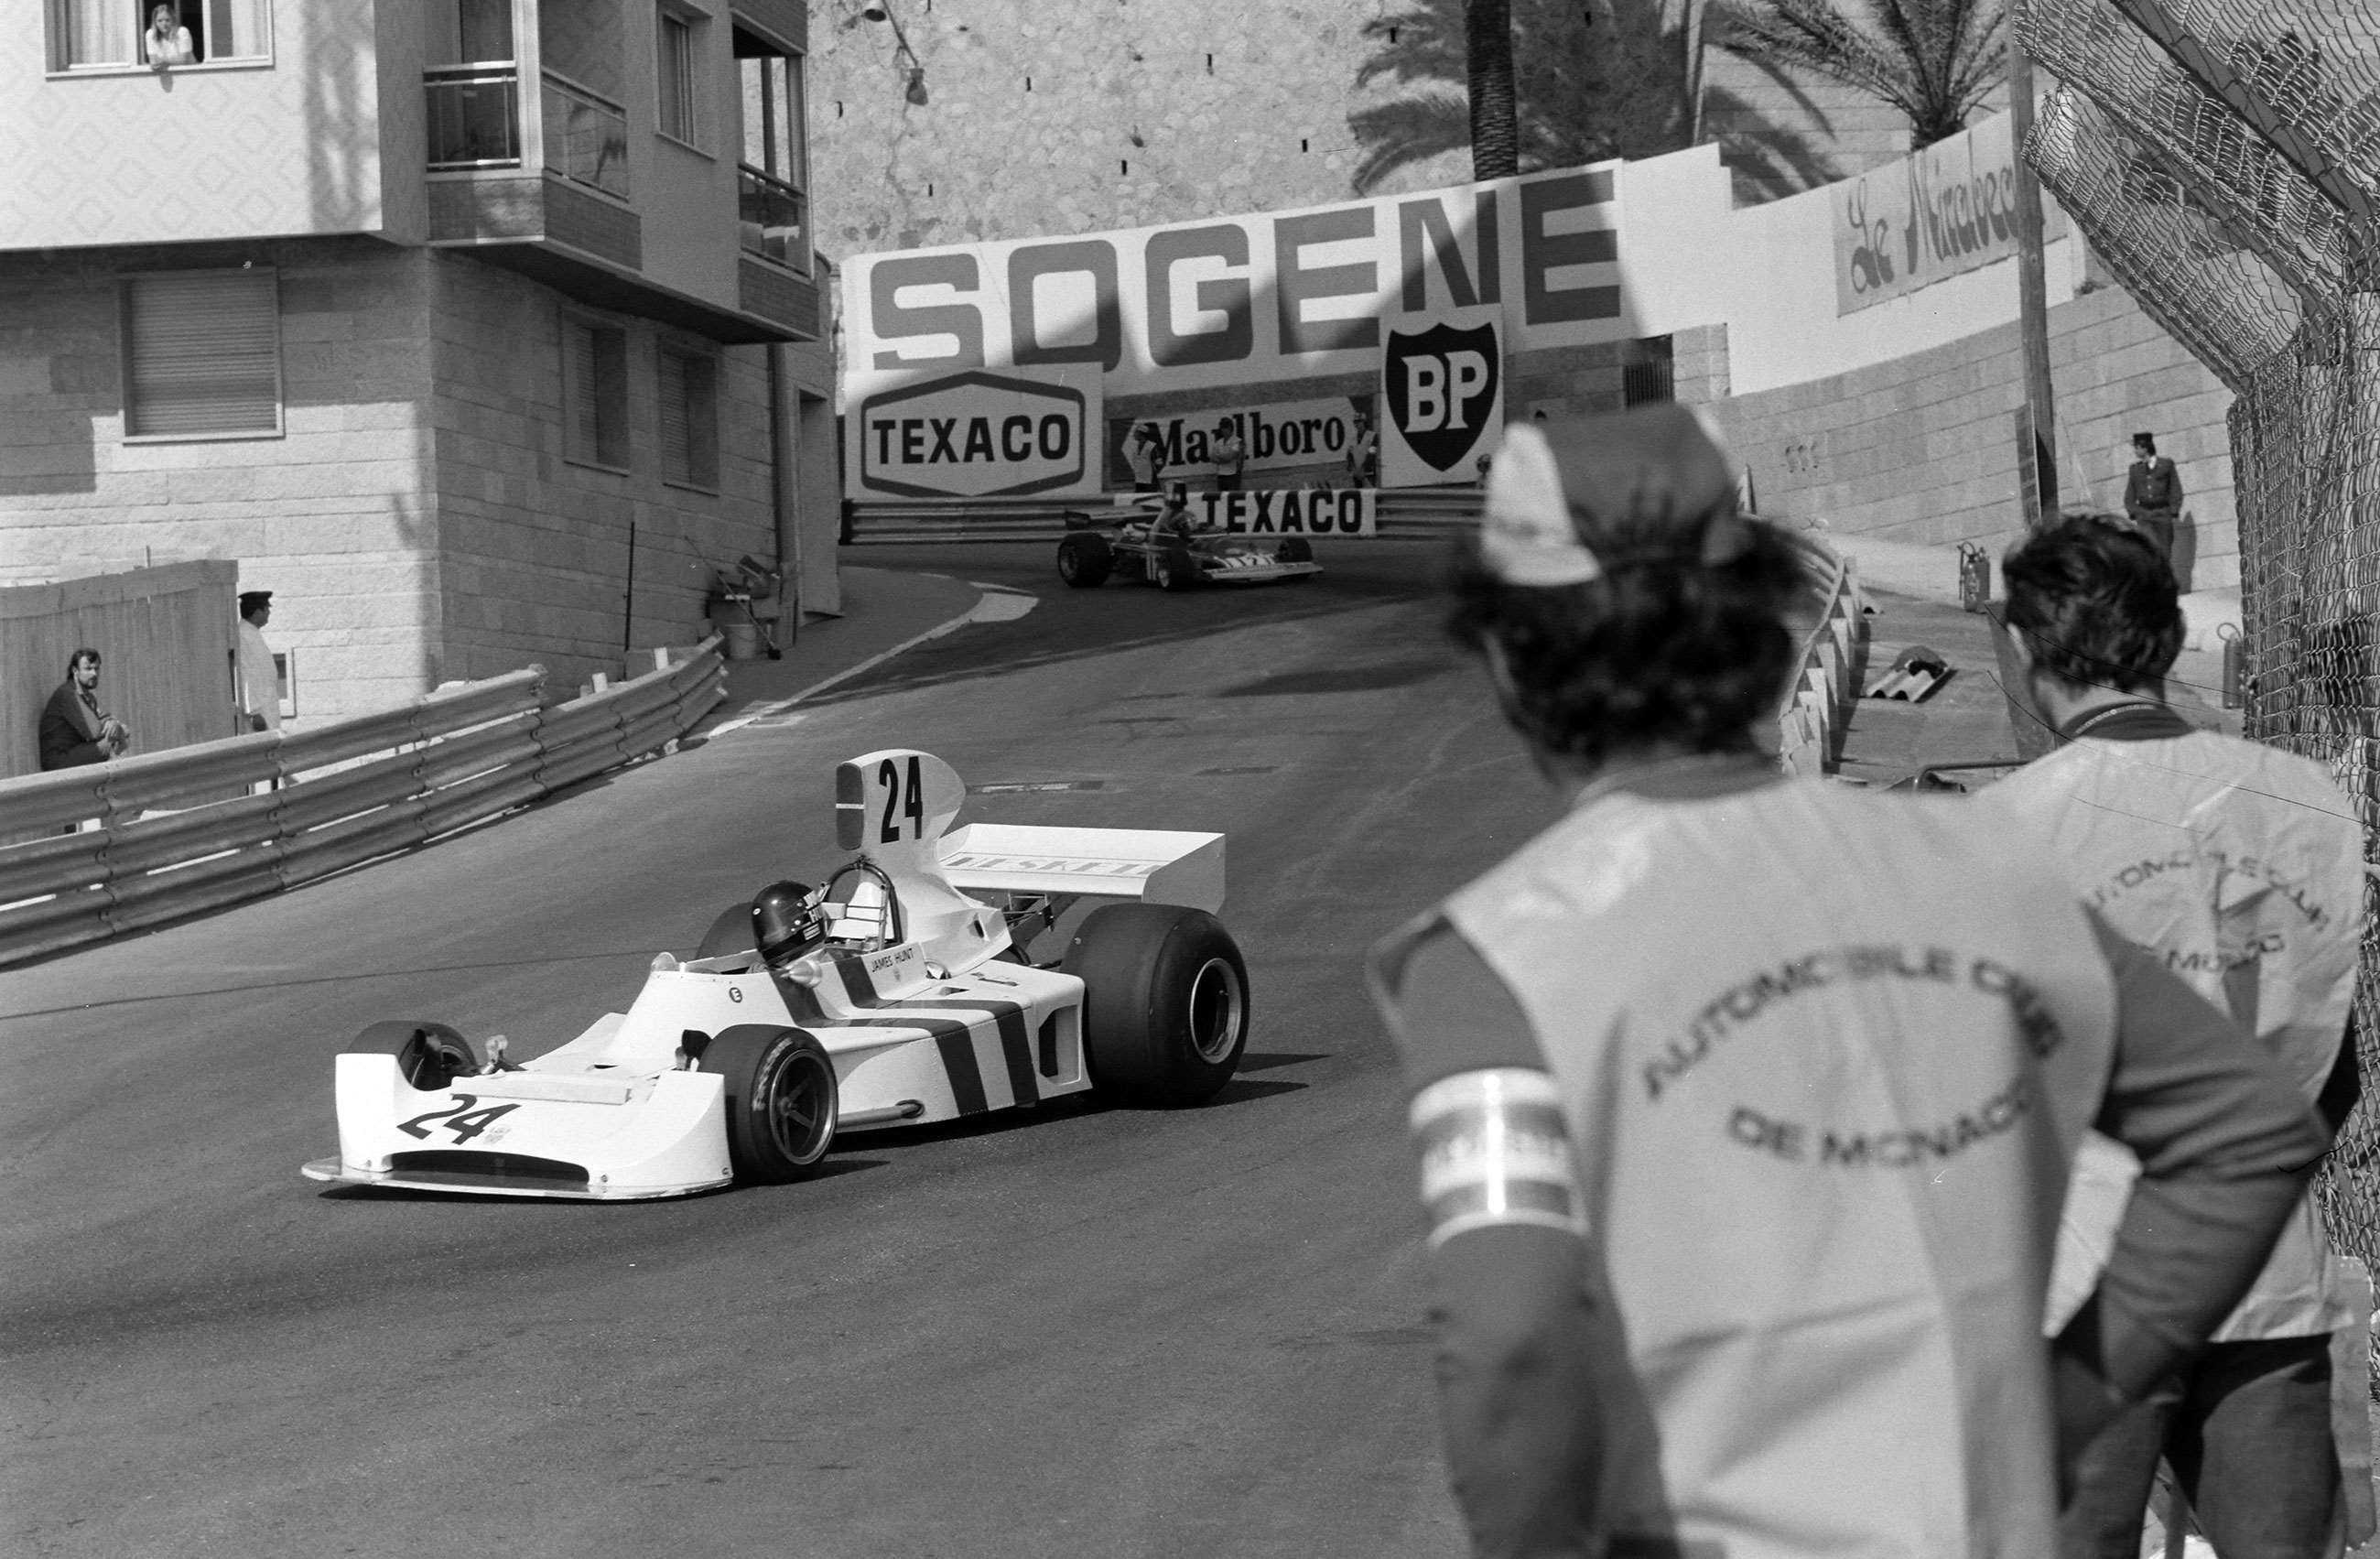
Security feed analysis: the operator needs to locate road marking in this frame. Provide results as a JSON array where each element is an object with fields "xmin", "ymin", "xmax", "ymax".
[
  {"xmin": 709, "ymin": 581, "xmax": 1023, "ymax": 735},
  {"xmin": 968, "ymin": 780, "xmax": 1106, "ymax": 795}
]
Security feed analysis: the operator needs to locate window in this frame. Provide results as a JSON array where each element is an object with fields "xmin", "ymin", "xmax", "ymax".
[
  {"xmin": 563, "ymin": 317, "xmax": 631, "ymax": 471},
  {"xmin": 735, "ymin": 32, "xmax": 805, "ymax": 191},
  {"xmin": 658, "ymin": 348, "xmax": 719, "ymax": 490},
  {"xmin": 734, "ymin": 27, "xmax": 807, "ymax": 271},
  {"xmin": 121, "ymin": 270, "xmax": 282, "ymax": 439},
  {"xmin": 657, "ymin": 8, "xmax": 701, "ymax": 147},
  {"xmin": 51, "ymin": 0, "xmax": 269, "ymax": 70}
]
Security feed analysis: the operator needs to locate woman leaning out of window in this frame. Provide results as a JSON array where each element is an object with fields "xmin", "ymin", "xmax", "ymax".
[{"xmin": 145, "ymin": 5, "xmax": 194, "ymax": 66}]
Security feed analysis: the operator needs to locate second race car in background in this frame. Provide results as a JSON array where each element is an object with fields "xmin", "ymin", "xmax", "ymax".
[{"xmin": 1055, "ymin": 498, "xmax": 1322, "ymax": 591}]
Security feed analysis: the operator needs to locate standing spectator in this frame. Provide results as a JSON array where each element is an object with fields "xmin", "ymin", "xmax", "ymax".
[
  {"xmin": 1369, "ymin": 406, "xmax": 2323, "ymax": 1558},
  {"xmin": 1210, "ymin": 418, "xmax": 1245, "ymax": 493},
  {"xmin": 1982, "ymin": 517, "xmax": 2364, "ymax": 1559},
  {"xmin": 144, "ymin": 4, "xmax": 194, "ymax": 65},
  {"xmin": 2123, "ymin": 432, "xmax": 2183, "ymax": 566},
  {"xmin": 1346, "ymin": 412, "xmax": 1378, "ymax": 488},
  {"xmin": 236, "ymin": 590, "xmax": 282, "ymax": 732},
  {"xmin": 1124, "ymin": 422, "xmax": 1163, "ymax": 493},
  {"xmin": 39, "ymin": 648, "xmax": 130, "ymax": 770}
]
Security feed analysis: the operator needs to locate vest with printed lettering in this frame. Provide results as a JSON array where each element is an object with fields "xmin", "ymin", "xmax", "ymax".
[
  {"xmin": 1442, "ymin": 780, "xmax": 2115, "ymax": 1559},
  {"xmin": 1984, "ymin": 731, "xmax": 2363, "ymax": 1341}
]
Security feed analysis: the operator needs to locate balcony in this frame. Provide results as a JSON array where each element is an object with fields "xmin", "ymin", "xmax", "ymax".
[
  {"xmin": 419, "ymin": 65, "xmax": 813, "ymax": 345},
  {"xmin": 737, "ymin": 165, "xmax": 807, "ymax": 273},
  {"xmin": 542, "ymin": 72, "xmax": 630, "ymax": 200},
  {"xmin": 427, "ymin": 65, "xmax": 523, "ymax": 170}
]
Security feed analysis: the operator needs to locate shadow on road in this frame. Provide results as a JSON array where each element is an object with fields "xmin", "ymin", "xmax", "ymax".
[{"xmin": 806, "ymin": 542, "xmax": 1454, "ymax": 711}]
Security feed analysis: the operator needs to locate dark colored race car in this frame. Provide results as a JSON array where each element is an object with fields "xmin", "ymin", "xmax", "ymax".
[{"xmin": 1055, "ymin": 500, "xmax": 1322, "ymax": 591}]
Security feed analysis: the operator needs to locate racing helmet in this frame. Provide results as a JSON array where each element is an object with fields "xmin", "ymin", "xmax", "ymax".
[{"xmin": 751, "ymin": 880, "xmax": 829, "ymax": 968}]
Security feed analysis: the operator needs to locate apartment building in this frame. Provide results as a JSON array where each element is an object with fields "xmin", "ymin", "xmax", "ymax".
[{"xmin": 0, "ymin": 0, "xmax": 836, "ymax": 717}]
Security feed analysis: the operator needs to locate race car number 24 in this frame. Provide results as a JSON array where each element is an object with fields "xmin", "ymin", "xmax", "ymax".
[{"xmin": 399, "ymin": 1095, "xmax": 521, "ymax": 1143}]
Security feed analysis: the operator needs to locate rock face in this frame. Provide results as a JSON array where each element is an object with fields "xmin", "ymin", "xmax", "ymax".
[{"xmin": 806, "ymin": 0, "xmax": 1383, "ymax": 257}]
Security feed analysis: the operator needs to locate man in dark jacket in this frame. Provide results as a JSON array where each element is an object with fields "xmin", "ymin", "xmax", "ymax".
[
  {"xmin": 2122, "ymin": 432, "xmax": 2183, "ymax": 565},
  {"xmin": 39, "ymin": 648, "xmax": 128, "ymax": 770}
]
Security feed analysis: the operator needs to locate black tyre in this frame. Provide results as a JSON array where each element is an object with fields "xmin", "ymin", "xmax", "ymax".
[
  {"xmin": 700, "ymin": 1025, "xmax": 838, "ymax": 1182},
  {"xmin": 1275, "ymin": 536, "xmax": 1314, "ymax": 563},
  {"xmin": 347, "ymin": 1021, "xmax": 479, "ymax": 1092},
  {"xmin": 1156, "ymin": 547, "xmax": 1200, "ymax": 592},
  {"xmin": 1065, "ymin": 904, "xmax": 1249, "ymax": 1105},
  {"xmin": 697, "ymin": 899, "xmax": 756, "ymax": 960},
  {"xmin": 1057, "ymin": 532, "xmax": 1113, "ymax": 588}
]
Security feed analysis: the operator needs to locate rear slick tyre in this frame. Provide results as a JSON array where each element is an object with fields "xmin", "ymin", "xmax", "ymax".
[
  {"xmin": 347, "ymin": 1022, "xmax": 480, "ymax": 1092},
  {"xmin": 1065, "ymin": 904, "xmax": 1249, "ymax": 1105},
  {"xmin": 1057, "ymin": 532, "xmax": 1113, "ymax": 588},
  {"xmin": 700, "ymin": 1025, "xmax": 838, "ymax": 1183}
]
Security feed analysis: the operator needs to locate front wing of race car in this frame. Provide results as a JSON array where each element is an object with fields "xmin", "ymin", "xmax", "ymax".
[
  {"xmin": 1195, "ymin": 551, "xmax": 1322, "ymax": 586},
  {"xmin": 302, "ymin": 943, "xmax": 1094, "ymax": 1200}
]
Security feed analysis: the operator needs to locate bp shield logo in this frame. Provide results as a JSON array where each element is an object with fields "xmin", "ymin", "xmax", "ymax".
[{"xmin": 1381, "ymin": 310, "xmax": 1504, "ymax": 480}]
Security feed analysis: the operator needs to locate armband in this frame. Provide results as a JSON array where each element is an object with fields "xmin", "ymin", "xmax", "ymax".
[{"xmin": 1408, "ymin": 1067, "xmax": 1586, "ymax": 1248}]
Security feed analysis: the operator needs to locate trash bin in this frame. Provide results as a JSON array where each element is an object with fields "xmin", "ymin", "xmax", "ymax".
[{"xmin": 723, "ymin": 620, "xmax": 760, "ymax": 661}]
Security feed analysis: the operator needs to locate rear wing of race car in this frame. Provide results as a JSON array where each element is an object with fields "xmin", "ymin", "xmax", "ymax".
[{"xmin": 938, "ymin": 824, "xmax": 1224, "ymax": 913}]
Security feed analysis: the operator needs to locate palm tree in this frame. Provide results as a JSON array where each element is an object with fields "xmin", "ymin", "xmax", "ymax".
[
  {"xmin": 1468, "ymin": 0, "xmax": 1520, "ymax": 179},
  {"xmin": 1349, "ymin": 0, "xmax": 1697, "ymax": 193},
  {"xmin": 1706, "ymin": 0, "xmax": 2006, "ymax": 148}
]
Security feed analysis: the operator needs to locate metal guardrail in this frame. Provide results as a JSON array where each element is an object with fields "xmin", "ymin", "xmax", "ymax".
[
  {"xmin": 0, "ymin": 642, "xmax": 727, "ymax": 969},
  {"xmin": 1776, "ymin": 533, "xmax": 1866, "ymax": 777},
  {"xmin": 841, "ymin": 489, "xmax": 1488, "ymax": 546}
]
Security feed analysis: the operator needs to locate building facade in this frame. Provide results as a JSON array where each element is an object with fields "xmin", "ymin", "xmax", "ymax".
[{"xmin": 0, "ymin": 0, "xmax": 836, "ymax": 719}]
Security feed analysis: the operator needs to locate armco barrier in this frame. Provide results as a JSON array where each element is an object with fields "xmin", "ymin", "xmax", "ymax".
[
  {"xmin": 1776, "ymin": 533, "xmax": 1867, "ymax": 777},
  {"xmin": 842, "ymin": 488, "xmax": 1486, "ymax": 545},
  {"xmin": 0, "ymin": 641, "xmax": 727, "ymax": 968}
]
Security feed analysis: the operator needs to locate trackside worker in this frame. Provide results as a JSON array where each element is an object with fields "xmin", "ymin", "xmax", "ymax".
[
  {"xmin": 1367, "ymin": 406, "xmax": 2326, "ymax": 1559},
  {"xmin": 1979, "ymin": 517, "xmax": 2364, "ymax": 1559}
]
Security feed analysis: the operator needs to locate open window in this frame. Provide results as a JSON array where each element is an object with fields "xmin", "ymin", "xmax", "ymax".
[
  {"xmin": 732, "ymin": 23, "xmax": 807, "ymax": 273},
  {"xmin": 51, "ymin": 0, "xmax": 270, "ymax": 69}
]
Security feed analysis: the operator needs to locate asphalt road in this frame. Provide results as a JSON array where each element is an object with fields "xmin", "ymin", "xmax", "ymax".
[{"xmin": 1, "ymin": 539, "xmax": 1562, "ymax": 1559}]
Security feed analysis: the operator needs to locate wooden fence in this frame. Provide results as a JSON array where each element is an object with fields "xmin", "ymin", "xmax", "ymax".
[
  {"xmin": 2, "ymin": 561, "xmax": 243, "ymax": 781},
  {"xmin": 0, "ymin": 641, "xmax": 728, "ymax": 968}
]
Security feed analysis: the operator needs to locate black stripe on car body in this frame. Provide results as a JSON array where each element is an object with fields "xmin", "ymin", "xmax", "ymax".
[{"xmin": 905, "ymin": 998, "xmax": 1038, "ymax": 1106}]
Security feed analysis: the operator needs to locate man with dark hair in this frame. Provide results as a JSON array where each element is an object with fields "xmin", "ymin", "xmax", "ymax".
[
  {"xmin": 1985, "ymin": 515, "xmax": 2362, "ymax": 1559},
  {"xmin": 236, "ymin": 590, "xmax": 281, "ymax": 732},
  {"xmin": 1210, "ymin": 418, "xmax": 1245, "ymax": 493},
  {"xmin": 39, "ymin": 647, "xmax": 129, "ymax": 770},
  {"xmin": 2123, "ymin": 432, "xmax": 2183, "ymax": 564},
  {"xmin": 1371, "ymin": 416, "xmax": 2322, "ymax": 1557}
]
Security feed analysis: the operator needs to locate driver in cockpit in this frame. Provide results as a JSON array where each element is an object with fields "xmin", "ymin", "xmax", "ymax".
[{"xmin": 1151, "ymin": 481, "xmax": 1207, "ymax": 542}]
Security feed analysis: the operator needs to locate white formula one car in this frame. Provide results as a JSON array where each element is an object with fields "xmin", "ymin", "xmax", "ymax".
[{"xmin": 302, "ymin": 750, "xmax": 1247, "ymax": 1199}]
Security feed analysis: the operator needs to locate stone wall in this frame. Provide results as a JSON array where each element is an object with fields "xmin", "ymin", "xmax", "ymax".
[
  {"xmin": 806, "ymin": 0, "xmax": 1383, "ymax": 255},
  {"xmin": 0, "ymin": 236, "xmax": 442, "ymax": 716},
  {"xmin": 1705, "ymin": 279, "xmax": 2238, "ymax": 590},
  {"xmin": 425, "ymin": 255, "xmax": 780, "ymax": 687},
  {"xmin": 1697, "ymin": 51, "xmax": 1923, "ymax": 205},
  {"xmin": 0, "ymin": 236, "xmax": 803, "ymax": 719}
]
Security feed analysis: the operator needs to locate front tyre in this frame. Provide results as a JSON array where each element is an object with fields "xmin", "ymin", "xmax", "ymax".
[
  {"xmin": 700, "ymin": 1025, "xmax": 839, "ymax": 1182},
  {"xmin": 346, "ymin": 1022, "xmax": 480, "ymax": 1091},
  {"xmin": 1065, "ymin": 904, "xmax": 1249, "ymax": 1105}
]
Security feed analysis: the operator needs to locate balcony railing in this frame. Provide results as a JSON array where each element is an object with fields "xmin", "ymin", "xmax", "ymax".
[
  {"xmin": 426, "ymin": 64, "xmax": 522, "ymax": 170},
  {"xmin": 544, "ymin": 71, "xmax": 630, "ymax": 200},
  {"xmin": 738, "ymin": 165, "xmax": 807, "ymax": 272}
]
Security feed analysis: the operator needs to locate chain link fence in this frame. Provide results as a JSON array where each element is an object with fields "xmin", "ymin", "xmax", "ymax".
[{"xmin": 2015, "ymin": 0, "xmax": 2380, "ymax": 1270}]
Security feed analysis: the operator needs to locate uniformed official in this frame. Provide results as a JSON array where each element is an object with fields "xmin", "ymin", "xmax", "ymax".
[
  {"xmin": 1982, "ymin": 517, "xmax": 2364, "ymax": 1559},
  {"xmin": 1368, "ymin": 406, "xmax": 2326, "ymax": 1558}
]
